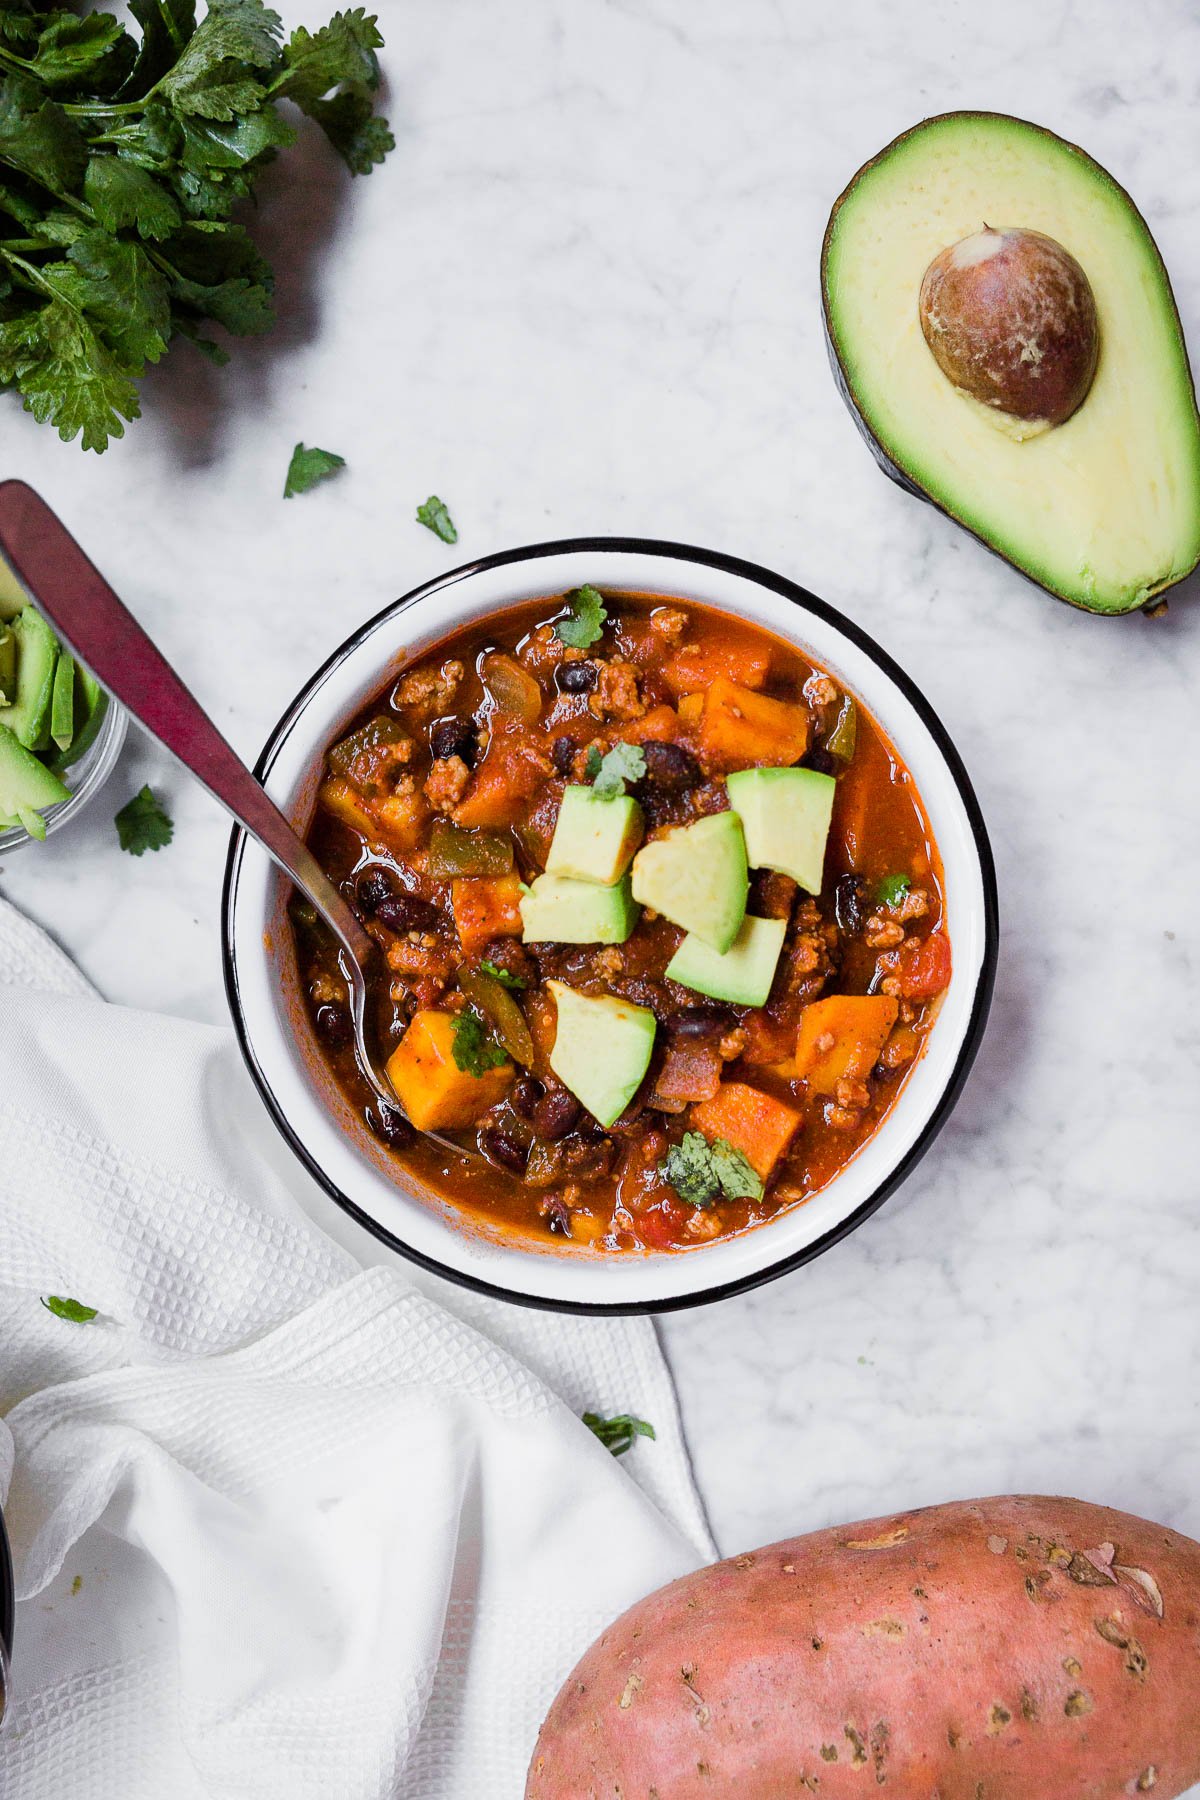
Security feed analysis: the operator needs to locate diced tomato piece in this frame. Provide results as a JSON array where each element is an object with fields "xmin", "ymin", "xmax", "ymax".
[
  {"xmin": 636, "ymin": 1195, "xmax": 692, "ymax": 1250},
  {"xmin": 892, "ymin": 929, "xmax": 952, "ymax": 1001}
]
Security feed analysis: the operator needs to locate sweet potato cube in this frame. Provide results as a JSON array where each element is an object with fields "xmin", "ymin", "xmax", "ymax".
[
  {"xmin": 452, "ymin": 871, "xmax": 524, "ymax": 955},
  {"xmin": 454, "ymin": 726, "xmax": 547, "ymax": 828},
  {"xmin": 386, "ymin": 1009, "xmax": 512, "ymax": 1132},
  {"xmin": 369, "ymin": 785, "xmax": 430, "ymax": 852},
  {"xmin": 664, "ymin": 639, "xmax": 770, "ymax": 697},
  {"xmin": 676, "ymin": 693, "xmax": 703, "ymax": 726},
  {"xmin": 792, "ymin": 995, "xmax": 899, "ymax": 1094},
  {"xmin": 698, "ymin": 677, "xmax": 809, "ymax": 771},
  {"xmin": 688, "ymin": 1080, "xmax": 802, "ymax": 1182},
  {"xmin": 319, "ymin": 776, "xmax": 381, "ymax": 840}
]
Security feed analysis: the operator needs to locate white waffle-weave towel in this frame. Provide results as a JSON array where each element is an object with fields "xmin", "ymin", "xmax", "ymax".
[{"xmin": 0, "ymin": 897, "xmax": 714, "ymax": 1799}]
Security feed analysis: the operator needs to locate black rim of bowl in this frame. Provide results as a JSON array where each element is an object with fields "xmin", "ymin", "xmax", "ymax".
[
  {"xmin": 0, "ymin": 1504, "xmax": 13, "ymax": 1664},
  {"xmin": 222, "ymin": 535, "xmax": 999, "ymax": 1316}
]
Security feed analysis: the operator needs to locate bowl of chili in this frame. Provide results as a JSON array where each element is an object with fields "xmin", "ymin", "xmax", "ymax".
[{"xmin": 223, "ymin": 539, "xmax": 997, "ymax": 1313}]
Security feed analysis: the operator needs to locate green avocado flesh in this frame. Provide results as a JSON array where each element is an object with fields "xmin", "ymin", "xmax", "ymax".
[
  {"xmin": 545, "ymin": 785, "xmax": 643, "ymax": 886},
  {"xmin": 520, "ymin": 872, "xmax": 639, "ymax": 944},
  {"xmin": 631, "ymin": 811, "xmax": 748, "ymax": 953},
  {"xmin": 0, "ymin": 723, "xmax": 70, "ymax": 829},
  {"xmin": 822, "ymin": 112, "xmax": 1200, "ymax": 613},
  {"xmin": 727, "ymin": 766, "xmax": 836, "ymax": 895},
  {"xmin": 1, "ymin": 607, "xmax": 58, "ymax": 750},
  {"xmin": 666, "ymin": 914, "xmax": 787, "ymax": 1008},
  {"xmin": 547, "ymin": 981, "xmax": 656, "ymax": 1127}
]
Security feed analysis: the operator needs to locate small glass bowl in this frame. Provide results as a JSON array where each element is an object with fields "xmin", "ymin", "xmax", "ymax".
[{"xmin": 0, "ymin": 694, "xmax": 128, "ymax": 857}]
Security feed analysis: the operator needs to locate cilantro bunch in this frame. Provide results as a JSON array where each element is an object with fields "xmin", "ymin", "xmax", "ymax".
[{"xmin": 0, "ymin": 0, "xmax": 393, "ymax": 451}]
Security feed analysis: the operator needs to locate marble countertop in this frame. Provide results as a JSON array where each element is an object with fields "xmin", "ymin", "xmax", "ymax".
[{"xmin": 4, "ymin": 0, "xmax": 1200, "ymax": 1578}]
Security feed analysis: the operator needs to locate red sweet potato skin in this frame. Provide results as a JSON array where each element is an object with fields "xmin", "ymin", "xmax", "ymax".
[{"xmin": 526, "ymin": 1496, "xmax": 1200, "ymax": 1799}]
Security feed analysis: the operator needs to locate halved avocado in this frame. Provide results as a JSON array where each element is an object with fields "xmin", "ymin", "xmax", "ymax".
[{"xmin": 822, "ymin": 112, "xmax": 1200, "ymax": 614}]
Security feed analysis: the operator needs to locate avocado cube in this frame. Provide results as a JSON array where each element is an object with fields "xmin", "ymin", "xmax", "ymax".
[
  {"xmin": 545, "ymin": 784, "xmax": 643, "ymax": 886},
  {"xmin": 666, "ymin": 913, "xmax": 787, "ymax": 1008},
  {"xmin": 0, "ymin": 626, "xmax": 15, "ymax": 707},
  {"xmin": 547, "ymin": 981, "xmax": 656, "ymax": 1127},
  {"xmin": 520, "ymin": 872, "xmax": 639, "ymax": 945},
  {"xmin": 0, "ymin": 721, "xmax": 70, "ymax": 840},
  {"xmin": 631, "ymin": 810, "xmax": 748, "ymax": 952},
  {"xmin": 50, "ymin": 651, "xmax": 75, "ymax": 753},
  {"xmin": 727, "ymin": 766, "xmax": 836, "ymax": 895},
  {"xmin": 0, "ymin": 608, "xmax": 58, "ymax": 752}
]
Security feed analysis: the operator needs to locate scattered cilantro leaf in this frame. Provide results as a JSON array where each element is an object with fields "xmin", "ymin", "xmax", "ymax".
[
  {"xmin": 876, "ymin": 873, "xmax": 910, "ymax": 907},
  {"xmin": 284, "ymin": 441, "xmax": 345, "ymax": 498},
  {"xmin": 709, "ymin": 1138, "xmax": 765, "ymax": 1202},
  {"xmin": 479, "ymin": 959, "xmax": 527, "ymax": 991},
  {"xmin": 659, "ymin": 1131, "xmax": 764, "ymax": 1208},
  {"xmin": 416, "ymin": 494, "xmax": 457, "ymax": 544},
  {"xmin": 71, "ymin": 1573, "xmax": 83, "ymax": 1594},
  {"xmin": 0, "ymin": 1, "xmax": 393, "ymax": 450},
  {"xmin": 590, "ymin": 741, "xmax": 646, "ymax": 801},
  {"xmin": 450, "ymin": 1007, "xmax": 508, "ymax": 1077},
  {"xmin": 41, "ymin": 1295, "xmax": 98, "ymax": 1323},
  {"xmin": 114, "ymin": 784, "xmax": 173, "ymax": 854},
  {"xmin": 583, "ymin": 1411, "xmax": 656, "ymax": 1457},
  {"xmin": 554, "ymin": 584, "xmax": 607, "ymax": 649}
]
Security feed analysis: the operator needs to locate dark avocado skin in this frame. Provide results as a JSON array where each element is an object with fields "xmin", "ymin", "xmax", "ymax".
[{"xmin": 820, "ymin": 110, "xmax": 1200, "ymax": 617}]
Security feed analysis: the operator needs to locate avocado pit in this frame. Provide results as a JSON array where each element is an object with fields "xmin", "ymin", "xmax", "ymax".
[{"xmin": 919, "ymin": 226, "xmax": 1099, "ymax": 427}]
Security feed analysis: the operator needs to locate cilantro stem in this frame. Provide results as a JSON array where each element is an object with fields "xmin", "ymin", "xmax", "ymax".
[{"xmin": 156, "ymin": 0, "xmax": 188, "ymax": 52}]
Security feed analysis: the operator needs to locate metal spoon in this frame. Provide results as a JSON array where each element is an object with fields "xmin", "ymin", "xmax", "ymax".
[{"xmin": 0, "ymin": 479, "xmax": 413, "ymax": 1129}]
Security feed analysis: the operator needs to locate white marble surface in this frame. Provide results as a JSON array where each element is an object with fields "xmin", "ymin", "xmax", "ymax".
[{"xmin": 5, "ymin": 0, "xmax": 1200, "ymax": 1599}]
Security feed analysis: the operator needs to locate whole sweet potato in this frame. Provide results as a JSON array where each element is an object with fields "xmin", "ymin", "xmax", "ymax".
[{"xmin": 527, "ymin": 1496, "xmax": 1200, "ymax": 1799}]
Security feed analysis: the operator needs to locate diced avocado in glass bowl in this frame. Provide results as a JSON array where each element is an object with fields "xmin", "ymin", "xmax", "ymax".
[{"xmin": 0, "ymin": 564, "xmax": 125, "ymax": 853}]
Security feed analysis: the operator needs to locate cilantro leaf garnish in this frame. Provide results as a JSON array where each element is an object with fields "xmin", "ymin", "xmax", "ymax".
[
  {"xmin": 284, "ymin": 442, "xmax": 346, "ymax": 498},
  {"xmin": 554, "ymin": 584, "xmax": 608, "ymax": 649},
  {"xmin": 41, "ymin": 1295, "xmax": 98, "ymax": 1323},
  {"xmin": 583, "ymin": 1411, "xmax": 656, "ymax": 1457},
  {"xmin": 114, "ymin": 784, "xmax": 173, "ymax": 855},
  {"xmin": 0, "ymin": 2, "xmax": 393, "ymax": 452},
  {"xmin": 416, "ymin": 494, "xmax": 457, "ymax": 544},
  {"xmin": 479, "ymin": 959, "xmax": 527, "ymax": 991},
  {"xmin": 876, "ymin": 873, "xmax": 910, "ymax": 907},
  {"xmin": 450, "ymin": 1007, "xmax": 508, "ymax": 1077},
  {"xmin": 659, "ymin": 1131, "xmax": 764, "ymax": 1207},
  {"xmin": 588, "ymin": 740, "xmax": 646, "ymax": 801}
]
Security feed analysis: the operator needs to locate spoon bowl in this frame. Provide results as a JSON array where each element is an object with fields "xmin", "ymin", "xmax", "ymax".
[{"xmin": 0, "ymin": 481, "xmax": 427, "ymax": 1137}]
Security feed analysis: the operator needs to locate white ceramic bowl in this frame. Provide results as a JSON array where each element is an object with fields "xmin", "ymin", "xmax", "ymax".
[{"xmin": 223, "ymin": 540, "xmax": 997, "ymax": 1313}]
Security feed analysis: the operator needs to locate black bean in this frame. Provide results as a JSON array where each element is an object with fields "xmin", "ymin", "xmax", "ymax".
[
  {"xmin": 430, "ymin": 716, "xmax": 478, "ymax": 765},
  {"xmin": 480, "ymin": 1126, "xmax": 529, "ymax": 1174},
  {"xmin": 375, "ymin": 892, "xmax": 442, "ymax": 935},
  {"xmin": 800, "ymin": 745, "xmax": 836, "ymax": 776},
  {"xmin": 532, "ymin": 1086, "xmax": 581, "ymax": 1142},
  {"xmin": 368, "ymin": 1101, "xmax": 413, "ymax": 1149},
  {"xmin": 551, "ymin": 734, "xmax": 577, "ymax": 775},
  {"xmin": 669, "ymin": 1003, "xmax": 732, "ymax": 1040},
  {"xmin": 834, "ymin": 872, "xmax": 868, "ymax": 936},
  {"xmin": 356, "ymin": 867, "xmax": 395, "ymax": 915},
  {"xmin": 639, "ymin": 740, "xmax": 700, "ymax": 792},
  {"xmin": 511, "ymin": 1076, "xmax": 544, "ymax": 1119},
  {"xmin": 557, "ymin": 661, "xmax": 597, "ymax": 694},
  {"xmin": 314, "ymin": 1002, "xmax": 352, "ymax": 1046}
]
